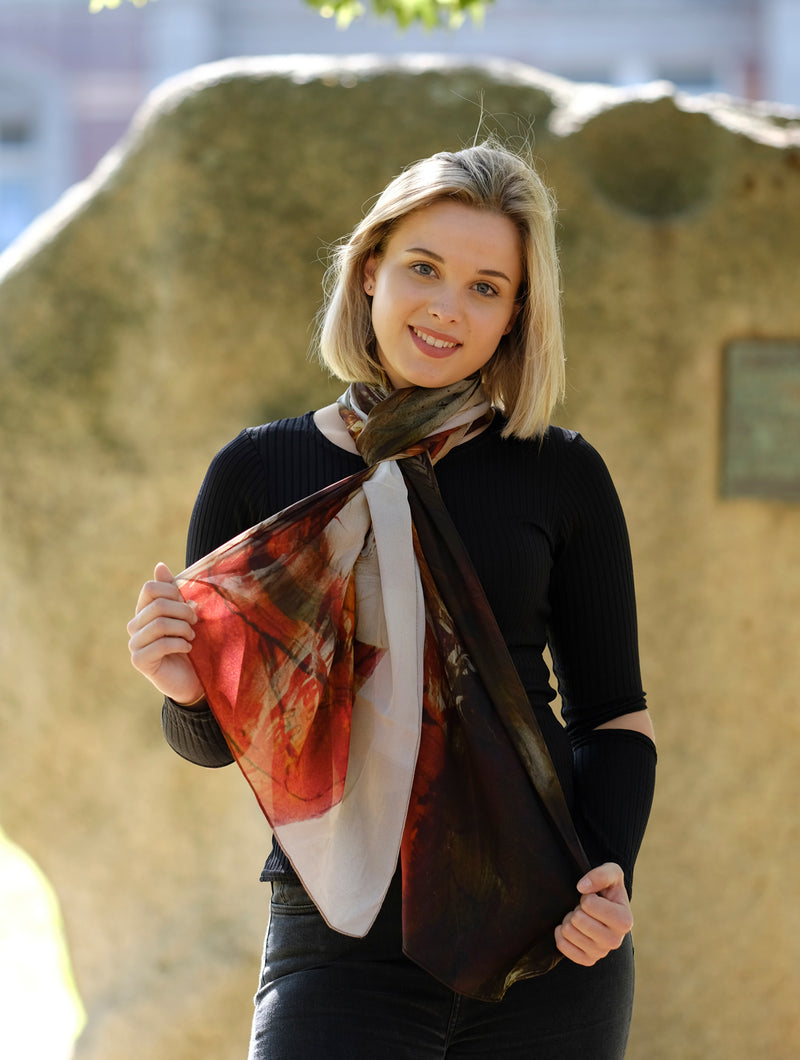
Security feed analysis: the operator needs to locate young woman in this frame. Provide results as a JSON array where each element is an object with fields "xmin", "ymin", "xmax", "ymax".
[{"xmin": 128, "ymin": 143, "xmax": 656, "ymax": 1059}]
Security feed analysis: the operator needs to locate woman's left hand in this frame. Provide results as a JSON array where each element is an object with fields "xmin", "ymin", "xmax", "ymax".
[{"xmin": 554, "ymin": 862, "xmax": 633, "ymax": 966}]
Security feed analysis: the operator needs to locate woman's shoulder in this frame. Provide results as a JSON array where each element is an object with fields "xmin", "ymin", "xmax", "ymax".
[
  {"xmin": 195, "ymin": 410, "xmax": 363, "ymax": 532},
  {"xmin": 242, "ymin": 410, "xmax": 318, "ymax": 448},
  {"xmin": 483, "ymin": 419, "xmax": 602, "ymax": 470},
  {"xmin": 540, "ymin": 425, "xmax": 606, "ymax": 468},
  {"xmin": 479, "ymin": 421, "xmax": 620, "ymax": 518},
  {"xmin": 537, "ymin": 427, "xmax": 625, "ymax": 529},
  {"xmin": 198, "ymin": 412, "xmax": 317, "ymax": 481},
  {"xmin": 243, "ymin": 410, "xmax": 364, "ymax": 468},
  {"xmin": 210, "ymin": 411, "xmax": 340, "ymax": 464},
  {"xmin": 536, "ymin": 426, "xmax": 620, "ymax": 497}
]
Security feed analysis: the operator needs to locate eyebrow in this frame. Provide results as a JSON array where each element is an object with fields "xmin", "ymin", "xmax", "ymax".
[{"xmin": 404, "ymin": 246, "xmax": 514, "ymax": 284}]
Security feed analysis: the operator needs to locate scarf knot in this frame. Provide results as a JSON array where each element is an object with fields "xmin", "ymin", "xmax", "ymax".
[{"xmin": 339, "ymin": 376, "xmax": 493, "ymax": 467}]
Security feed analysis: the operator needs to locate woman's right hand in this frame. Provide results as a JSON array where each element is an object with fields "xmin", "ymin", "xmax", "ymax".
[{"xmin": 127, "ymin": 562, "xmax": 204, "ymax": 705}]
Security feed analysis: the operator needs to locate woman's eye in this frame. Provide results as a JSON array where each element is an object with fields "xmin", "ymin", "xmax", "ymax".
[
  {"xmin": 473, "ymin": 281, "xmax": 498, "ymax": 297},
  {"xmin": 412, "ymin": 262, "xmax": 436, "ymax": 277}
]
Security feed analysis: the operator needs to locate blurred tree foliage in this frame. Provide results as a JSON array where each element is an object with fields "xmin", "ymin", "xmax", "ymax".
[
  {"xmin": 88, "ymin": 0, "xmax": 493, "ymax": 30},
  {"xmin": 89, "ymin": 0, "xmax": 151, "ymax": 10},
  {"xmin": 306, "ymin": 0, "xmax": 491, "ymax": 29}
]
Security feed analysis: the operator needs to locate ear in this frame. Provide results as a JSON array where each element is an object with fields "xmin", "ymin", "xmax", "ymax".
[
  {"xmin": 363, "ymin": 253, "xmax": 379, "ymax": 295},
  {"xmin": 503, "ymin": 303, "xmax": 522, "ymax": 336}
]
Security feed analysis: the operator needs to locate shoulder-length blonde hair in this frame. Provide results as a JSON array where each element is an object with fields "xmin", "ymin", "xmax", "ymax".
[{"xmin": 317, "ymin": 143, "xmax": 564, "ymax": 439}]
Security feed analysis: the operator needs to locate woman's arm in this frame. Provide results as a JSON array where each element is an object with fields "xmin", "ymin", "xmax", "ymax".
[
  {"xmin": 546, "ymin": 435, "xmax": 657, "ymax": 963},
  {"xmin": 597, "ymin": 708, "xmax": 655, "ymax": 740},
  {"xmin": 556, "ymin": 720, "xmax": 657, "ymax": 965},
  {"xmin": 556, "ymin": 716, "xmax": 657, "ymax": 966},
  {"xmin": 129, "ymin": 430, "xmax": 270, "ymax": 767}
]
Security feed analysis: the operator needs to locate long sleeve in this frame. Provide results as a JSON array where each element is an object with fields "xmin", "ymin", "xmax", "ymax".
[
  {"xmin": 547, "ymin": 434, "xmax": 647, "ymax": 737},
  {"xmin": 572, "ymin": 728, "xmax": 656, "ymax": 895},
  {"xmin": 545, "ymin": 433, "xmax": 654, "ymax": 890}
]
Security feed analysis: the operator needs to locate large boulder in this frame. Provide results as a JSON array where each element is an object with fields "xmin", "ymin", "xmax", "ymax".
[{"xmin": 0, "ymin": 56, "xmax": 798, "ymax": 1059}]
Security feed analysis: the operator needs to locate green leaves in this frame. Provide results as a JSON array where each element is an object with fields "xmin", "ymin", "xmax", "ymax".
[
  {"xmin": 306, "ymin": 0, "xmax": 493, "ymax": 31},
  {"xmin": 307, "ymin": 1, "xmax": 365, "ymax": 28},
  {"xmin": 89, "ymin": 0, "xmax": 153, "ymax": 11},
  {"xmin": 87, "ymin": 0, "xmax": 493, "ymax": 30}
]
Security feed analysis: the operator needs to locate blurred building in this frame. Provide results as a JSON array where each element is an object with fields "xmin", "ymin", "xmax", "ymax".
[{"xmin": 1, "ymin": 0, "xmax": 799, "ymax": 250}]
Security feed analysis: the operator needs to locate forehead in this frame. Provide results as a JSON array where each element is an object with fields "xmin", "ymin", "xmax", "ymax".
[{"xmin": 385, "ymin": 200, "xmax": 522, "ymax": 278}]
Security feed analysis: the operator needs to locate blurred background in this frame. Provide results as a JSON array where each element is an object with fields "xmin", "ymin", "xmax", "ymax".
[
  {"xmin": 2, "ymin": 0, "xmax": 800, "ymax": 253},
  {"xmin": 1, "ymin": 4, "xmax": 799, "ymax": 1059}
]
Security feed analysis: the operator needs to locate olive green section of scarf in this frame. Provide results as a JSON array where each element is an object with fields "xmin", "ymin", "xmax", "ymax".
[{"xmin": 344, "ymin": 376, "xmax": 484, "ymax": 466}]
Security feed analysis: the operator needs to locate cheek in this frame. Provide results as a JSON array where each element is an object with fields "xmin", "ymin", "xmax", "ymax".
[
  {"xmin": 373, "ymin": 283, "xmax": 414, "ymax": 328},
  {"xmin": 479, "ymin": 307, "xmax": 516, "ymax": 343},
  {"xmin": 487, "ymin": 303, "xmax": 519, "ymax": 339}
]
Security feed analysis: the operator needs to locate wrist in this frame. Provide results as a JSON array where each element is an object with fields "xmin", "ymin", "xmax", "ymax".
[{"xmin": 167, "ymin": 693, "xmax": 207, "ymax": 710}]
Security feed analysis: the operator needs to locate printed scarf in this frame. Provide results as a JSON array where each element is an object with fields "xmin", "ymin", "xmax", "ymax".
[{"xmin": 175, "ymin": 377, "xmax": 589, "ymax": 1000}]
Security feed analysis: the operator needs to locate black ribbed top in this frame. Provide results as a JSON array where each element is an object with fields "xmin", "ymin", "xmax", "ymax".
[{"xmin": 161, "ymin": 412, "xmax": 649, "ymax": 881}]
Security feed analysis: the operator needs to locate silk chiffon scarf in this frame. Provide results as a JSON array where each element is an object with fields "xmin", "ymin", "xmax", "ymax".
[{"xmin": 175, "ymin": 378, "xmax": 589, "ymax": 1001}]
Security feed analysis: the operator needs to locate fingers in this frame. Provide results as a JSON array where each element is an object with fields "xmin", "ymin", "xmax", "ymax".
[
  {"xmin": 555, "ymin": 924, "xmax": 616, "ymax": 968},
  {"xmin": 579, "ymin": 890, "xmax": 633, "ymax": 935},
  {"xmin": 154, "ymin": 560, "xmax": 176, "ymax": 583},
  {"xmin": 577, "ymin": 862, "xmax": 626, "ymax": 898},
  {"xmin": 127, "ymin": 563, "xmax": 203, "ymax": 703},
  {"xmin": 128, "ymin": 608, "xmax": 196, "ymax": 655},
  {"xmin": 128, "ymin": 594, "xmax": 196, "ymax": 638},
  {"xmin": 555, "ymin": 905, "xmax": 631, "ymax": 966},
  {"xmin": 127, "ymin": 600, "xmax": 196, "ymax": 673},
  {"xmin": 129, "ymin": 634, "xmax": 194, "ymax": 683},
  {"xmin": 132, "ymin": 563, "xmax": 183, "ymax": 617},
  {"xmin": 555, "ymin": 863, "xmax": 634, "ymax": 967},
  {"xmin": 131, "ymin": 563, "xmax": 194, "ymax": 633}
]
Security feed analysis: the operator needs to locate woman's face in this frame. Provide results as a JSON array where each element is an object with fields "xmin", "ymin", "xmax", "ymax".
[{"xmin": 363, "ymin": 200, "xmax": 523, "ymax": 391}]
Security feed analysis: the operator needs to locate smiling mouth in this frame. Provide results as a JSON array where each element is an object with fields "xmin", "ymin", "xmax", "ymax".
[{"xmin": 411, "ymin": 326, "xmax": 460, "ymax": 350}]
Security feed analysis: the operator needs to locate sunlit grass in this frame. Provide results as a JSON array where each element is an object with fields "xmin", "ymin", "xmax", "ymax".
[{"xmin": 0, "ymin": 827, "xmax": 86, "ymax": 1060}]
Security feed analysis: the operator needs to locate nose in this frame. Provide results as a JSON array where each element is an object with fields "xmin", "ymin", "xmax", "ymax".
[{"xmin": 427, "ymin": 285, "xmax": 461, "ymax": 323}]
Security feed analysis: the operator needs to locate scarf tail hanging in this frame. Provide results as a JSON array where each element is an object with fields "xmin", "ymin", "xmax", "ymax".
[
  {"xmin": 402, "ymin": 454, "xmax": 589, "ymax": 872},
  {"xmin": 398, "ymin": 453, "xmax": 589, "ymax": 1000}
]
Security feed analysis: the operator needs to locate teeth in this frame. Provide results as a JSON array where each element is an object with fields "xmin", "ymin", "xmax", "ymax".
[{"xmin": 413, "ymin": 327, "xmax": 458, "ymax": 349}]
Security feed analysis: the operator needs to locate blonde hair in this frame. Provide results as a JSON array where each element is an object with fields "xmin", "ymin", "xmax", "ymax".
[{"xmin": 317, "ymin": 143, "xmax": 564, "ymax": 439}]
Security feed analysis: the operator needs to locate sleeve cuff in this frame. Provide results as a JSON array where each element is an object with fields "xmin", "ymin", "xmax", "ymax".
[{"xmin": 161, "ymin": 696, "xmax": 234, "ymax": 768}]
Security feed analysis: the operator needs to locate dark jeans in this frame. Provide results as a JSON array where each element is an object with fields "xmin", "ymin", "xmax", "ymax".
[{"xmin": 248, "ymin": 874, "xmax": 634, "ymax": 1060}]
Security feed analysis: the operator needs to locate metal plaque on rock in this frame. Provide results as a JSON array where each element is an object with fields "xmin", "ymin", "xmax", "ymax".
[{"xmin": 722, "ymin": 340, "xmax": 800, "ymax": 501}]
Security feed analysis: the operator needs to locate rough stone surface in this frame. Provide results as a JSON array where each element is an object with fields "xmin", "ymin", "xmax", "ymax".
[{"xmin": 0, "ymin": 56, "xmax": 798, "ymax": 1060}]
